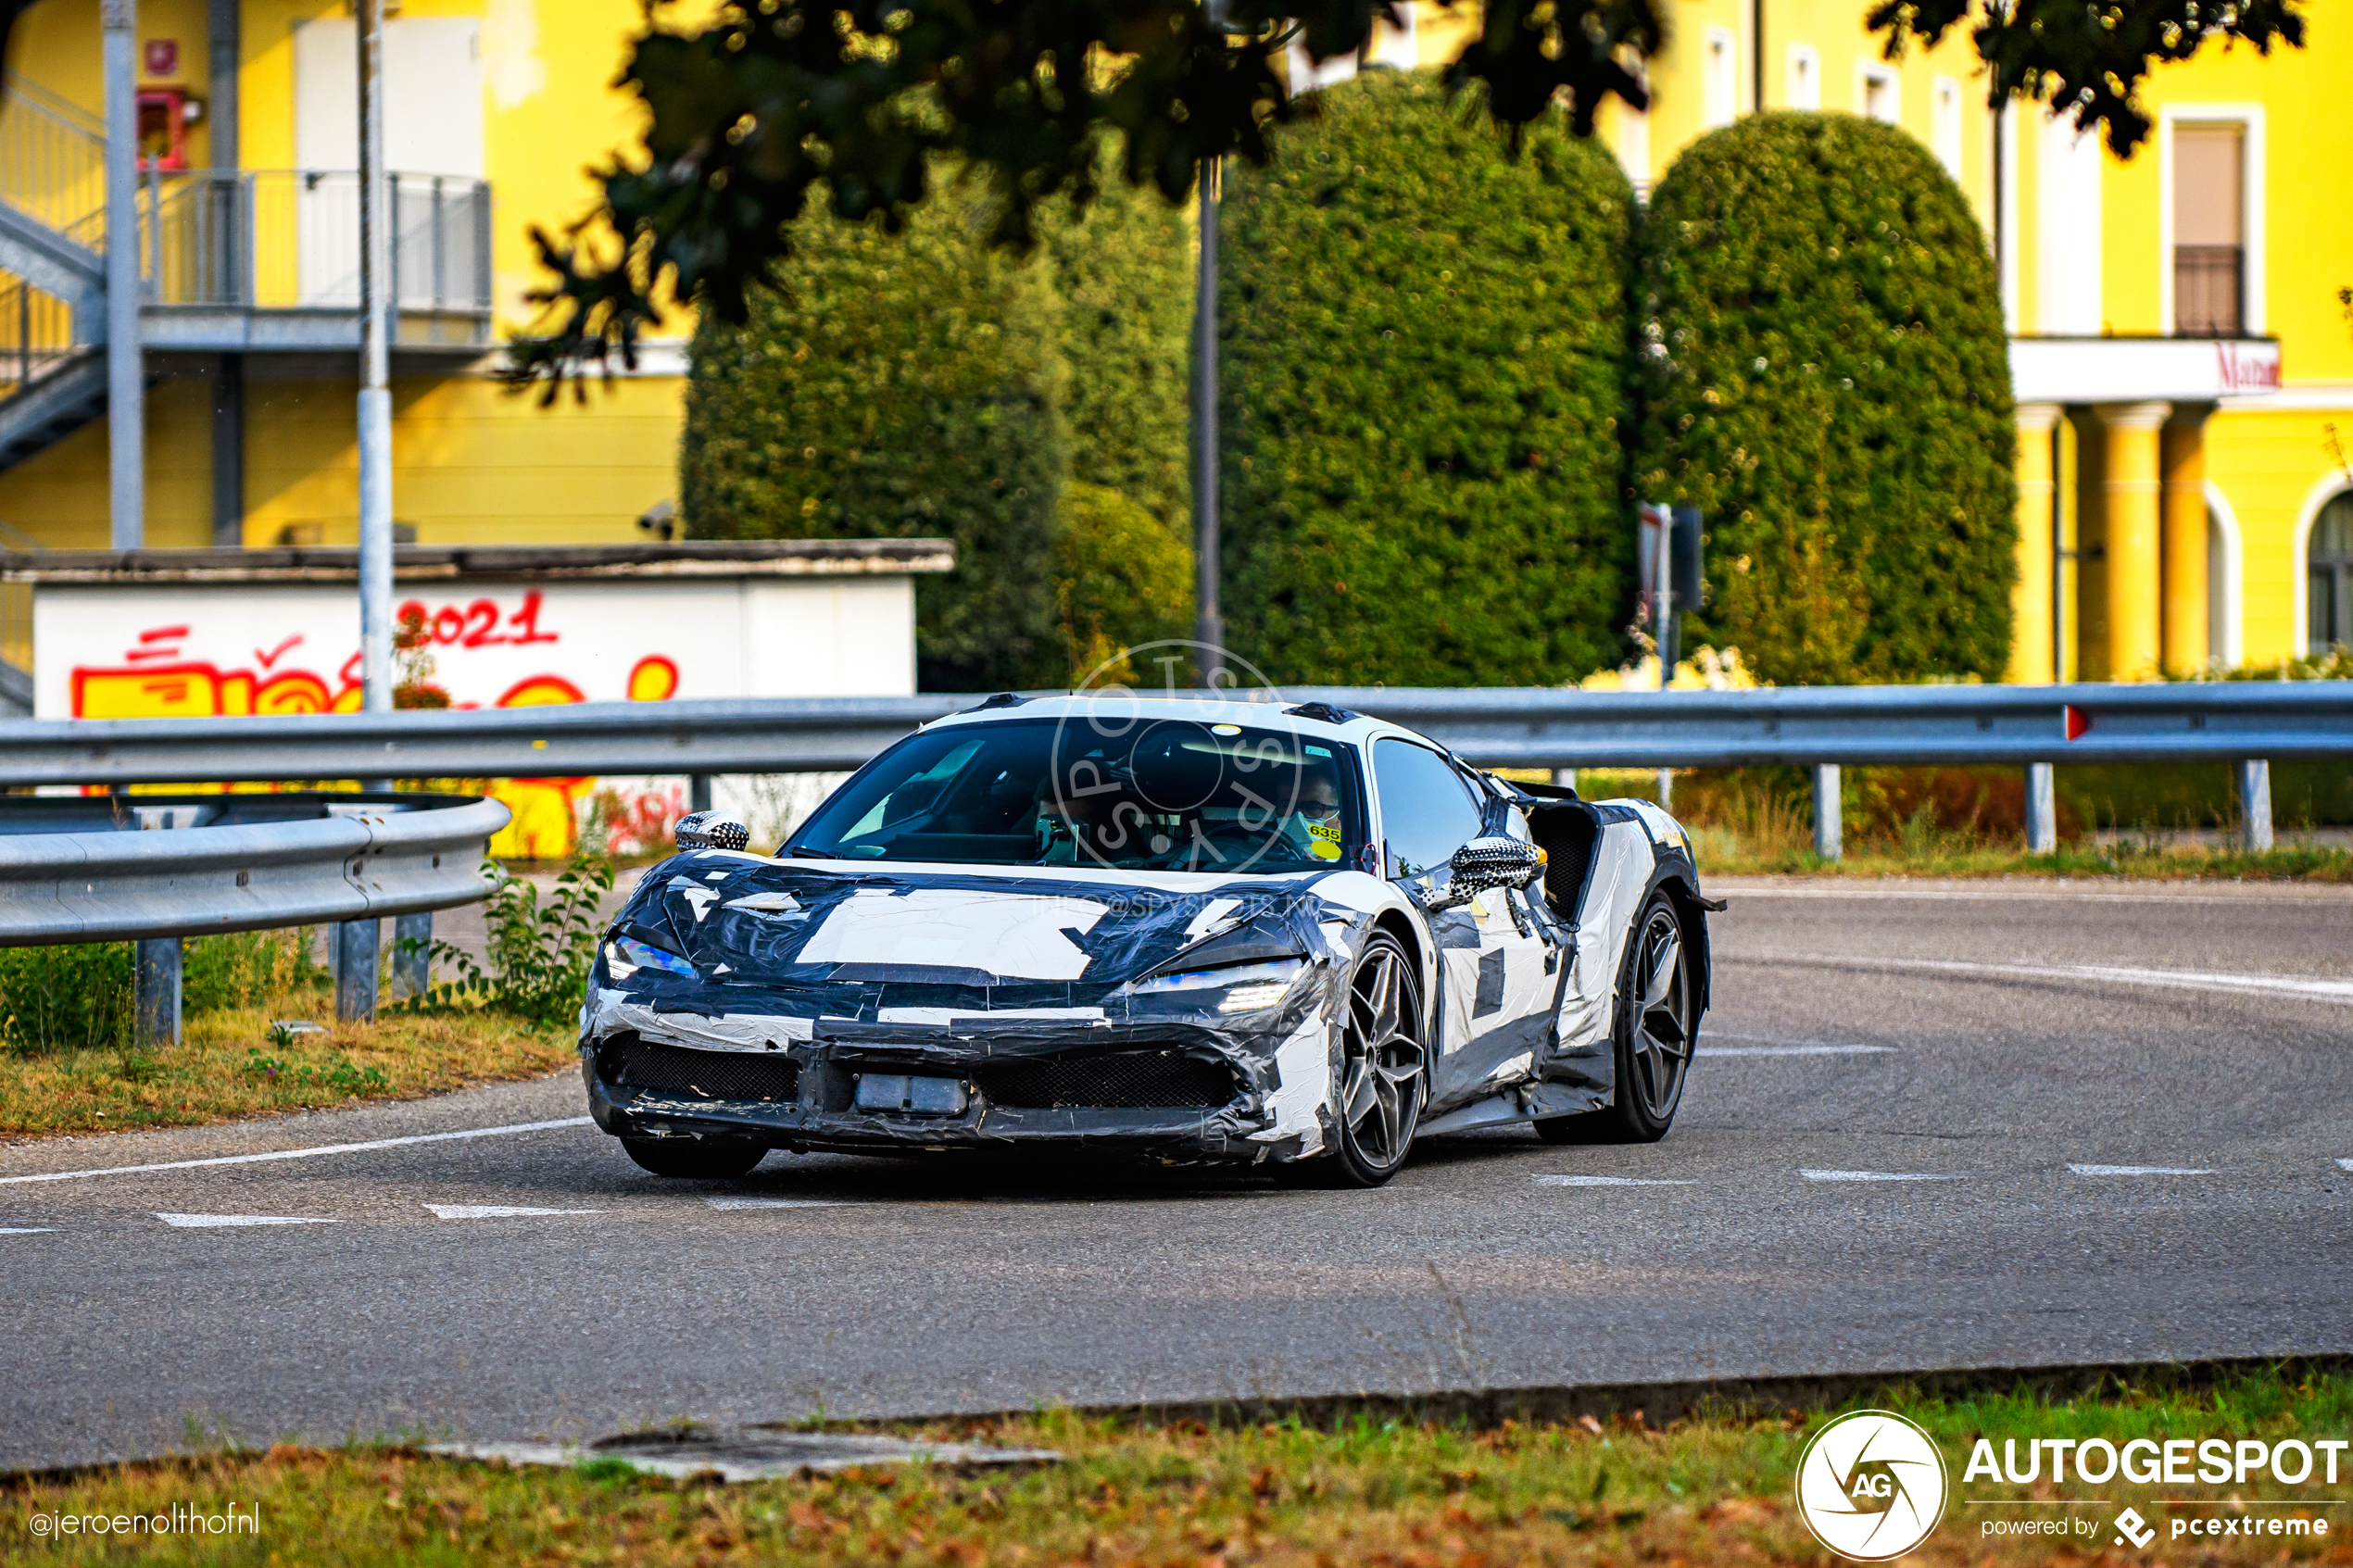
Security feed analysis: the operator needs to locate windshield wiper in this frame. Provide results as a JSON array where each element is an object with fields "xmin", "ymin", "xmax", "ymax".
[{"xmin": 783, "ymin": 842, "xmax": 829, "ymax": 859}]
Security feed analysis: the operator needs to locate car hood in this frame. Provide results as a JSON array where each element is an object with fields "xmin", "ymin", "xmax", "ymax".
[{"xmin": 612, "ymin": 852, "xmax": 1348, "ymax": 998}]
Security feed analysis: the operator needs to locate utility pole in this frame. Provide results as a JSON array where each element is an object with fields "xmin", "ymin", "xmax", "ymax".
[
  {"xmin": 102, "ymin": 0, "xmax": 143, "ymax": 550},
  {"xmin": 1190, "ymin": 154, "xmax": 1223, "ymax": 684},
  {"xmin": 356, "ymin": 0, "xmax": 394, "ymax": 711}
]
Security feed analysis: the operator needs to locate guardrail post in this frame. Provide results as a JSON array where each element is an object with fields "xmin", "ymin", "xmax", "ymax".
[
  {"xmin": 1812, "ymin": 764, "xmax": 1842, "ymax": 861},
  {"xmin": 1552, "ymin": 768, "xmax": 1578, "ymax": 793},
  {"xmin": 391, "ymin": 910, "xmax": 432, "ymax": 1000},
  {"xmin": 133, "ymin": 937, "xmax": 182, "ymax": 1047},
  {"xmin": 2238, "ymin": 760, "xmax": 2273, "ymax": 853},
  {"xmin": 689, "ymin": 774, "xmax": 712, "ymax": 814},
  {"xmin": 2026, "ymin": 763, "xmax": 2057, "ymax": 853},
  {"xmin": 335, "ymin": 919, "xmax": 380, "ymax": 1022}
]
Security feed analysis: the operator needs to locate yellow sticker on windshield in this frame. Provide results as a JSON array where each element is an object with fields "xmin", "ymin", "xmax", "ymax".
[
  {"xmin": 1307, "ymin": 821, "xmax": 1340, "ymax": 841},
  {"xmin": 1310, "ymin": 839, "xmax": 1341, "ymax": 859}
]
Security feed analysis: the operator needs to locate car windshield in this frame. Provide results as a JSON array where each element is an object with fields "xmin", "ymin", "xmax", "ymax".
[{"xmin": 790, "ymin": 716, "xmax": 1365, "ymax": 873}]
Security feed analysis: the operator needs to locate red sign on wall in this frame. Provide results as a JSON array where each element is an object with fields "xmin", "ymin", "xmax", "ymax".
[{"xmin": 143, "ymin": 39, "xmax": 179, "ymax": 77}]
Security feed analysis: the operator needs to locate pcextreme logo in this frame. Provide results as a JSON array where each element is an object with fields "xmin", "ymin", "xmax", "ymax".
[{"xmin": 1795, "ymin": 1411, "xmax": 1951, "ymax": 1562}]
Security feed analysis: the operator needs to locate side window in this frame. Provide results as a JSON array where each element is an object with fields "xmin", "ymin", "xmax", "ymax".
[{"xmin": 1373, "ymin": 739, "xmax": 1486, "ymax": 880}]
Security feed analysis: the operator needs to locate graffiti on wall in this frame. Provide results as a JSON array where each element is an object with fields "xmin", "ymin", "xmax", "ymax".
[{"xmin": 66, "ymin": 589, "xmax": 687, "ymax": 859}]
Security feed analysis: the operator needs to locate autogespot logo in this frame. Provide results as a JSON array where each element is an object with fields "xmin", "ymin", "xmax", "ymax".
[{"xmin": 1795, "ymin": 1410, "xmax": 1951, "ymax": 1562}]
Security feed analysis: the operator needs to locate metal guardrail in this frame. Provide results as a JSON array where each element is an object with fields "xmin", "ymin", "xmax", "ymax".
[
  {"xmin": 0, "ymin": 682, "xmax": 2345, "ymax": 784},
  {"xmin": 0, "ymin": 792, "xmax": 510, "ymax": 1044}
]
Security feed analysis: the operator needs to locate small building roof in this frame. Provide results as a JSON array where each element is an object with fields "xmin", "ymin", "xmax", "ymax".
[{"xmin": 0, "ymin": 539, "xmax": 957, "ymax": 584}]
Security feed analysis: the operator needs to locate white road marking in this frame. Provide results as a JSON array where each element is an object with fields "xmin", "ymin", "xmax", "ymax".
[
  {"xmin": 1533, "ymin": 1175, "xmax": 1695, "ymax": 1186},
  {"xmin": 1723, "ymin": 885, "xmax": 2353, "ymax": 907},
  {"xmin": 2070, "ymin": 1164, "xmax": 2215, "ymax": 1177},
  {"xmin": 2338, "ymin": 1160, "xmax": 2353, "ymax": 1173},
  {"xmin": 425, "ymin": 1204, "xmax": 601, "ymax": 1219},
  {"xmin": 157, "ymin": 1213, "xmax": 337, "ymax": 1228},
  {"xmin": 0, "ymin": 1117, "xmax": 597, "ymax": 1186},
  {"xmin": 706, "ymin": 1197, "xmax": 844, "ymax": 1210},
  {"xmin": 1803, "ymin": 1170, "xmax": 1968, "ymax": 1183},
  {"xmin": 1707, "ymin": 1033, "xmax": 1893, "ymax": 1052},
  {"xmin": 1736, "ymin": 951, "xmax": 2353, "ymax": 1006},
  {"xmin": 0, "ymin": 1226, "xmax": 56, "ymax": 1235}
]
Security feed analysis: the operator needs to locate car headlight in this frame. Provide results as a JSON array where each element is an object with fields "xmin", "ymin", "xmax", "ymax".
[
  {"xmin": 604, "ymin": 934, "xmax": 695, "ymax": 981},
  {"xmin": 1131, "ymin": 957, "xmax": 1305, "ymax": 1013}
]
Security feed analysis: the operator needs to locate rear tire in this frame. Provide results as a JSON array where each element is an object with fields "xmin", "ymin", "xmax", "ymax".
[
  {"xmin": 620, "ymin": 1135, "xmax": 768, "ymax": 1179},
  {"xmin": 1534, "ymin": 888, "xmax": 1693, "ymax": 1146}
]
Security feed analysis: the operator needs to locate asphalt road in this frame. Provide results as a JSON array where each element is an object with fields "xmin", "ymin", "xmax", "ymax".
[{"xmin": 6, "ymin": 876, "xmax": 2352, "ymax": 1472}]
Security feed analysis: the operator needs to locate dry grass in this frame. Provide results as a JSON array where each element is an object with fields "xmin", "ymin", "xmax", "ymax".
[
  {"xmin": 8, "ymin": 1367, "xmax": 2352, "ymax": 1564},
  {"xmin": 0, "ymin": 1000, "xmax": 573, "ymax": 1141}
]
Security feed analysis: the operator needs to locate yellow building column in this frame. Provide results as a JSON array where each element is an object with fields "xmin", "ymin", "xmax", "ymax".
[
  {"xmin": 2160, "ymin": 407, "xmax": 2211, "ymax": 674},
  {"xmin": 2007, "ymin": 403, "xmax": 2061, "ymax": 683},
  {"xmin": 2095, "ymin": 402, "xmax": 2170, "ymax": 682}
]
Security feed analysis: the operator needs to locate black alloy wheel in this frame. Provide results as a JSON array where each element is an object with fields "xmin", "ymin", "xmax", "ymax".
[
  {"xmin": 620, "ymin": 1134, "xmax": 769, "ymax": 1179},
  {"xmin": 1537, "ymin": 888, "xmax": 1694, "ymax": 1145},
  {"xmin": 1309, "ymin": 932, "xmax": 1428, "ymax": 1187}
]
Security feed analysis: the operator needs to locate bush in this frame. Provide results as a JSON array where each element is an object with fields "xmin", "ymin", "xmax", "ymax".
[
  {"xmin": 1044, "ymin": 181, "xmax": 1194, "ymax": 535},
  {"xmin": 1055, "ymin": 482, "xmax": 1196, "ymax": 684},
  {"xmin": 681, "ymin": 197, "xmax": 1067, "ymax": 691},
  {"xmin": 1218, "ymin": 69, "xmax": 1635, "ymax": 685},
  {"xmin": 1630, "ymin": 112, "xmax": 2016, "ymax": 685}
]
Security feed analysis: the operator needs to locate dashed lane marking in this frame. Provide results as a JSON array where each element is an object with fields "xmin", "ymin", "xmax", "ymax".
[
  {"xmin": 0, "ymin": 1117, "xmax": 597, "ymax": 1185},
  {"xmin": 0, "ymin": 1226, "xmax": 57, "ymax": 1235},
  {"xmin": 1702, "ymin": 1032, "xmax": 1894, "ymax": 1057},
  {"xmin": 2339, "ymin": 1160, "xmax": 2353, "ymax": 1173},
  {"xmin": 424, "ymin": 1205, "xmax": 601, "ymax": 1219},
  {"xmin": 1802, "ymin": 1170, "xmax": 1969, "ymax": 1183},
  {"xmin": 706, "ymin": 1197, "xmax": 845, "ymax": 1210},
  {"xmin": 1733, "ymin": 952, "xmax": 2353, "ymax": 1006},
  {"xmin": 157, "ymin": 1213, "xmax": 337, "ymax": 1228},
  {"xmin": 1533, "ymin": 1175, "xmax": 1695, "ymax": 1187},
  {"xmin": 2069, "ymin": 1164, "xmax": 2216, "ymax": 1177}
]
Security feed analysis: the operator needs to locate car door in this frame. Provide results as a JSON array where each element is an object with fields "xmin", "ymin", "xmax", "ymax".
[{"xmin": 1369, "ymin": 738, "xmax": 1557, "ymax": 1108}]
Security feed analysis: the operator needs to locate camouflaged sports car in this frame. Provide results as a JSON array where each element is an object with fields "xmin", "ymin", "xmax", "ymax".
[{"xmin": 580, "ymin": 695, "xmax": 1717, "ymax": 1187}]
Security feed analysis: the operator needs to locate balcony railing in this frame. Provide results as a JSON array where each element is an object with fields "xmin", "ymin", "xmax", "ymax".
[
  {"xmin": 2172, "ymin": 245, "xmax": 2243, "ymax": 338},
  {"xmin": 139, "ymin": 169, "xmax": 492, "ymax": 325},
  {"xmin": 0, "ymin": 74, "xmax": 105, "ymax": 240}
]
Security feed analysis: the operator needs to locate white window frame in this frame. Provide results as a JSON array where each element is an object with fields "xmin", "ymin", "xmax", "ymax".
[
  {"xmin": 1931, "ymin": 75, "xmax": 1963, "ymax": 177},
  {"xmin": 1702, "ymin": 27, "xmax": 1738, "ymax": 128},
  {"xmin": 2158, "ymin": 105, "xmax": 2265, "ymax": 338},
  {"xmin": 1856, "ymin": 61, "xmax": 1900, "ymax": 124},
  {"xmin": 2292, "ymin": 474, "xmax": 2350, "ymax": 656},
  {"xmin": 2204, "ymin": 481, "xmax": 2245, "ymax": 666},
  {"xmin": 1785, "ymin": 44, "xmax": 1820, "ymax": 110}
]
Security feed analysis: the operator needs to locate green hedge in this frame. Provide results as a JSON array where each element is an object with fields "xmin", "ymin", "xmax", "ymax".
[
  {"xmin": 1218, "ymin": 69, "xmax": 1635, "ymax": 685},
  {"xmin": 680, "ymin": 198, "xmax": 1067, "ymax": 692},
  {"xmin": 1045, "ymin": 182, "xmax": 1193, "ymax": 535},
  {"xmin": 1630, "ymin": 113, "xmax": 2017, "ymax": 684},
  {"xmin": 1055, "ymin": 482, "xmax": 1196, "ymax": 683}
]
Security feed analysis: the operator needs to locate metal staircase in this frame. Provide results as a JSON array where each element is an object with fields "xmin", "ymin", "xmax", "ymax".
[{"xmin": 0, "ymin": 75, "xmax": 107, "ymax": 475}]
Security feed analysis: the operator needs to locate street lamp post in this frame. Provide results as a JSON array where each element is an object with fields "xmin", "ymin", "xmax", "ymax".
[{"xmin": 1190, "ymin": 155, "xmax": 1224, "ymax": 684}]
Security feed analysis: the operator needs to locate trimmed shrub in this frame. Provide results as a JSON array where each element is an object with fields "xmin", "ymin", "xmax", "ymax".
[
  {"xmin": 1631, "ymin": 112, "xmax": 2017, "ymax": 684},
  {"xmin": 1054, "ymin": 482, "xmax": 1196, "ymax": 684},
  {"xmin": 1044, "ymin": 182, "xmax": 1194, "ymax": 535},
  {"xmin": 1218, "ymin": 69, "xmax": 1635, "ymax": 686},
  {"xmin": 680, "ymin": 198, "xmax": 1066, "ymax": 692}
]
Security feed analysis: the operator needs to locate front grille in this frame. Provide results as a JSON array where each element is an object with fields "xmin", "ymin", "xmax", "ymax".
[
  {"xmin": 605, "ymin": 1036, "xmax": 801, "ymax": 1103},
  {"xmin": 973, "ymin": 1049, "xmax": 1239, "ymax": 1110}
]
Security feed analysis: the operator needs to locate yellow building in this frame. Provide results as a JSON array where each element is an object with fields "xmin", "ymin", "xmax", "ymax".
[
  {"xmin": 3, "ymin": 0, "xmax": 2344, "ymax": 687},
  {"xmin": 1350, "ymin": 0, "xmax": 2348, "ymax": 681},
  {"xmin": 0, "ymin": 0, "xmax": 681, "ymax": 568}
]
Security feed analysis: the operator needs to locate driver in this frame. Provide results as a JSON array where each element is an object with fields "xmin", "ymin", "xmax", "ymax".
[{"xmin": 1277, "ymin": 762, "xmax": 1346, "ymax": 863}]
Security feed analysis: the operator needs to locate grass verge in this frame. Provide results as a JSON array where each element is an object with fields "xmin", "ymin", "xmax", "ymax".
[
  {"xmin": 0, "ymin": 1004, "xmax": 573, "ymax": 1141},
  {"xmin": 8, "ymin": 1365, "xmax": 2351, "ymax": 1563}
]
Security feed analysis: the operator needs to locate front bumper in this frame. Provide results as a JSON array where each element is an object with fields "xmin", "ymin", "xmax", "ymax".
[{"xmin": 579, "ymin": 1030, "xmax": 1314, "ymax": 1162}]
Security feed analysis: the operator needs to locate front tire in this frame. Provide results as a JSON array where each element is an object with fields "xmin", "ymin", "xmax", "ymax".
[
  {"xmin": 1295, "ymin": 933, "xmax": 1428, "ymax": 1188},
  {"xmin": 1536, "ymin": 888, "xmax": 1693, "ymax": 1145},
  {"xmin": 620, "ymin": 1135, "xmax": 768, "ymax": 1179}
]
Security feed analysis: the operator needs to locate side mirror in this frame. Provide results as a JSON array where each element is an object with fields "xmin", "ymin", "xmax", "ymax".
[
  {"xmin": 675, "ymin": 810, "xmax": 750, "ymax": 851},
  {"xmin": 1427, "ymin": 836, "xmax": 1542, "ymax": 912}
]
